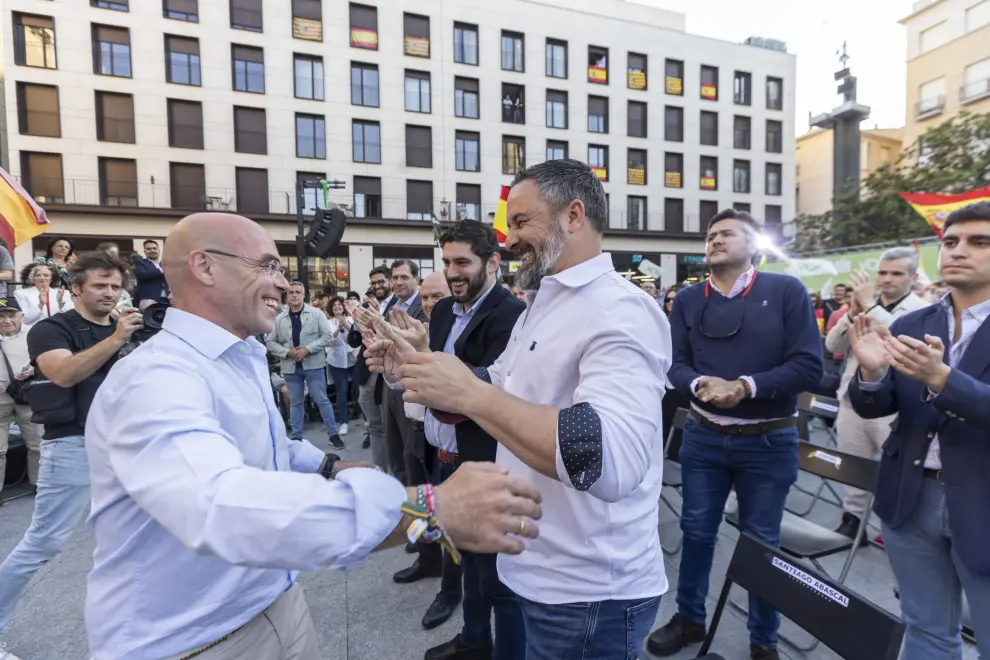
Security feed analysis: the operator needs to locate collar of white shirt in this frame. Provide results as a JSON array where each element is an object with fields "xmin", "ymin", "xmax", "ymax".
[
  {"xmin": 524, "ymin": 253, "xmax": 614, "ymax": 303},
  {"xmin": 162, "ymin": 307, "xmax": 264, "ymax": 360}
]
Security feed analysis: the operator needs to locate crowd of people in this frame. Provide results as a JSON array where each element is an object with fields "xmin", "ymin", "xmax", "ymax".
[{"xmin": 0, "ymin": 158, "xmax": 988, "ymax": 660}]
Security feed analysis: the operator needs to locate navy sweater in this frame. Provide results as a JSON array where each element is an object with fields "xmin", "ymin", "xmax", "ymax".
[{"xmin": 668, "ymin": 272, "xmax": 824, "ymax": 420}]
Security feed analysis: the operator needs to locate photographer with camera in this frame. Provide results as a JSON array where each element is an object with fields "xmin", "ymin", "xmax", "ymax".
[
  {"xmin": 0, "ymin": 298, "xmax": 42, "ymax": 506},
  {"xmin": 0, "ymin": 251, "xmax": 140, "ymax": 634}
]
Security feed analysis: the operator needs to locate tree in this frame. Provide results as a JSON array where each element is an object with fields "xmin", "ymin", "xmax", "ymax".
[{"xmin": 793, "ymin": 111, "xmax": 990, "ymax": 252}]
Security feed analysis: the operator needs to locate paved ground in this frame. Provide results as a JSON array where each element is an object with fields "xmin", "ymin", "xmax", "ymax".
[{"xmin": 0, "ymin": 420, "xmax": 978, "ymax": 659}]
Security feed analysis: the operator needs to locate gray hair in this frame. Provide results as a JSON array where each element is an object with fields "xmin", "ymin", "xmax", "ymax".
[
  {"xmin": 288, "ymin": 280, "xmax": 306, "ymax": 288},
  {"xmin": 879, "ymin": 247, "xmax": 918, "ymax": 276},
  {"xmin": 511, "ymin": 159, "xmax": 608, "ymax": 233}
]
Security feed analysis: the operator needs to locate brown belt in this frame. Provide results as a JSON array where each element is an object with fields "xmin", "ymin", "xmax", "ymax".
[
  {"xmin": 438, "ymin": 449, "xmax": 463, "ymax": 467},
  {"xmin": 692, "ymin": 413, "xmax": 797, "ymax": 436}
]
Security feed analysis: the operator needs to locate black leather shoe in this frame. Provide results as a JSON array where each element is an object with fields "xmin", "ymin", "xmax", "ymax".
[
  {"xmin": 422, "ymin": 591, "xmax": 461, "ymax": 630},
  {"xmin": 405, "ymin": 541, "xmax": 419, "ymax": 554},
  {"xmin": 424, "ymin": 634, "xmax": 492, "ymax": 660},
  {"xmin": 834, "ymin": 512, "xmax": 869, "ymax": 546},
  {"xmin": 750, "ymin": 643, "xmax": 780, "ymax": 660},
  {"xmin": 646, "ymin": 613, "xmax": 707, "ymax": 656},
  {"xmin": 329, "ymin": 434, "xmax": 345, "ymax": 450},
  {"xmin": 393, "ymin": 557, "xmax": 443, "ymax": 584},
  {"xmin": 362, "ymin": 436, "xmax": 371, "ymax": 449}
]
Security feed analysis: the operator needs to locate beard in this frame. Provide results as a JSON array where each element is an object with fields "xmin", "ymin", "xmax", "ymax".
[
  {"xmin": 514, "ymin": 219, "xmax": 566, "ymax": 291},
  {"xmin": 447, "ymin": 267, "xmax": 489, "ymax": 304}
]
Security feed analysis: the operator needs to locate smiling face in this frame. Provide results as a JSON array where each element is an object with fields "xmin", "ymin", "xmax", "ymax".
[
  {"xmin": 706, "ymin": 218, "xmax": 756, "ymax": 270},
  {"xmin": 505, "ymin": 180, "xmax": 568, "ymax": 291},
  {"xmin": 331, "ymin": 300, "xmax": 346, "ymax": 317},
  {"xmin": 370, "ymin": 272, "xmax": 390, "ymax": 301},
  {"xmin": 144, "ymin": 241, "xmax": 160, "ymax": 261},
  {"xmin": 209, "ymin": 234, "xmax": 288, "ymax": 337},
  {"xmin": 443, "ymin": 241, "xmax": 494, "ymax": 304},
  {"xmin": 939, "ymin": 220, "xmax": 990, "ymax": 291}
]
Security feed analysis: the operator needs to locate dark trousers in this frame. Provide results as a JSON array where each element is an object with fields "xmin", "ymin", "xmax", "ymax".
[
  {"xmin": 383, "ymin": 387, "xmax": 429, "ymax": 486},
  {"xmin": 421, "ymin": 460, "xmax": 461, "ymax": 599}
]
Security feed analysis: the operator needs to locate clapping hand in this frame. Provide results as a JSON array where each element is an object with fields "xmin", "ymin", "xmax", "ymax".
[
  {"xmin": 386, "ymin": 309, "xmax": 429, "ymax": 353},
  {"xmin": 849, "ymin": 315, "xmax": 892, "ymax": 381},
  {"xmin": 851, "ymin": 269, "xmax": 877, "ymax": 313},
  {"xmin": 364, "ymin": 316, "xmax": 418, "ymax": 383},
  {"xmin": 695, "ymin": 376, "xmax": 746, "ymax": 409}
]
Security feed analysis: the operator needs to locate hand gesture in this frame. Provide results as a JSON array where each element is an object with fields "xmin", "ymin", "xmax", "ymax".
[
  {"xmin": 113, "ymin": 308, "xmax": 144, "ymax": 344},
  {"xmin": 364, "ymin": 317, "xmax": 418, "ymax": 383},
  {"xmin": 883, "ymin": 333, "xmax": 950, "ymax": 392},
  {"xmin": 14, "ymin": 366, "xmax": 34, "ymax": 381},
  {"xmin": 851, "ymin": 269, "xmax": 877, "ymax": 312},
  {"xmin": 849, "ymin": 315, "xmax": 891, "ymax": 380},
  {"xmin": 38, "ymin": 292, "xmax": 46, "ymax": 310},
  {"xmin": 398, "ymin": 352, "xmax": 480, "ymax": 414},
  {"xmin": 352, "ymin": 305, "xmax": 379, "ymax": 331},
  {"xmin": 56, "ymin": 287, "xmax": 66, "ymax": 306},
  {"xmin": 433, "ymin": 462, "xmax": 542, "ymax": 555},
  {"xmin": 387, "ymin": 308, "xmax": 429, "ymax": 352},
  {"xmin": 696, "ymin": 377, "xmax": 746, "ymax": 409}
]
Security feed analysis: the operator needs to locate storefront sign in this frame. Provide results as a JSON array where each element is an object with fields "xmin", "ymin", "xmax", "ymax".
[{"xmin": 761, "ymin": 244, "xmax": 940, "ymax": 293}]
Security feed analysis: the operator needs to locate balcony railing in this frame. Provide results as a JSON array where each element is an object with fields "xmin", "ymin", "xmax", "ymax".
[
  {"xmin": 960, "ymin": 79, "xmax": 990, "ymax": 104},
  {"xmin": 914, "ymin": 95, "xmax": 945, "ymax": 120}
]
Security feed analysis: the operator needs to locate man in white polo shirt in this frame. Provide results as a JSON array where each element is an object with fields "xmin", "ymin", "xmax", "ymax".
[{"xmin": 367, "ymin": 159, "xmax": 671, "ymax": 659}]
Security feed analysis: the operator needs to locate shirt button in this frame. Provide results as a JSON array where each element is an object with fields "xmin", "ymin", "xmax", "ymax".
[
  {"xmin": 914, "ymin": 459, "xmax": 922, "ymax": 466},
  {"xmin": 927, "ymin": 432, "xmax": 935, "ymax": 439},
  {"xmin": 507, "ymin": 371, "xmax": 512, "ymax": 376}
]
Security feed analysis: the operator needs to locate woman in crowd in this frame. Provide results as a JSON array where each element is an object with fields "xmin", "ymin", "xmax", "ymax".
[
  {"xmin": 662, "ymin": 284, "xmax": 684, "ymax": 317},
  {"xmin": 325, "ymin": 296, "xmax": 355, "ymax": 436},
  {"xmin": 345, "ymin": 291, "xmax": 362, "ymax": 311},
  {"xmin": 809, "ymin": 291, "xmax": 826, "ymax": 335},
  {"xmin": 34, "ymin": 236, "xmax": 75, "ymax": 290},
  {"xmin": 15, "ymin": 263, "xmax": 74, "ymax": 325}
]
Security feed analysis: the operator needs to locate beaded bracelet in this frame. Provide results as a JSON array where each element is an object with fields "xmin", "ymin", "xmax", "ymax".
[{"xmin": 400, "ymin": 485, "xmax": 462, "ymax": 564}]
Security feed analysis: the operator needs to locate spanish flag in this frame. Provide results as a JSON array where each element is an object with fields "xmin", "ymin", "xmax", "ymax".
[
  {"xmin": 493, "ymin": 185, "xmax": 509, "ymax": 244},
  {"xmin": 0, "ymin": 166, "xmax": 50, "ymax": 249},
  {"xmin": 900, "ymin": 186, "xmax": 990, "ymax": 239}
]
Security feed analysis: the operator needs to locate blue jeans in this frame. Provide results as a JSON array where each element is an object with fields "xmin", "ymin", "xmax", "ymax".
[
  {"xmin": 328, "ymin": 366, "xmax": 351, "ymax": 424},
  {"xmin": 284, "ymin": 368, "xmax": 337, "ymax": 440},
  {"xmin": 461, "ymin": 551, "xmax": 525, "ymax": 659},
  {"xmin": 882, "ymin": 478, "xmax": 990, "ymax": 660},
  {"xmin": 675, "ymin": 416, "xmax": 798, "ymax": 646},
  {"xmin": 0, "ymin": 435, "xmax": 90, "ymax": 630},
  {"xmin": 519, "ymin": 595, "xmax": 661, "ymax": 660}
]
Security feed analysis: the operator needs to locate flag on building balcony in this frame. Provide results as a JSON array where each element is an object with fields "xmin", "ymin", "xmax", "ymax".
[
  {"xmin": 493, "ymin": 185, "xmax": 509, "ymax": 244},
  {"xmin": 0, "ymin": 166, "xmax": 50, "ymax": 249},
  {"xmin": 900, "ymin": 186, "xmax": 990, "ymax": 239}
]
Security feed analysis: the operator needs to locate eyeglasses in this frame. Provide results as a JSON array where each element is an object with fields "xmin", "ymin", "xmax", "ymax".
[
  {"xmin": 204, "ymin": 249, "xmax": 286, "ymax": 278},
  {"xmin": 665, "ymin": 297, "xmax": 676, "ymax": 304}
]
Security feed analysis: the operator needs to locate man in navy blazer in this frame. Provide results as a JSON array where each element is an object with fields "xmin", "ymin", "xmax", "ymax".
[
  {"xmin": 848, "ymin": 201, "xmax": 990, "ymax": 660},
  {"xmin": 132, "ymin": 239, "xmax": 168, "ymax": 305}
]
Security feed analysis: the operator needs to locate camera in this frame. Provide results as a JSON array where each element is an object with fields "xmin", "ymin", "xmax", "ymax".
[{"xmin": 118, "ymin": 302, "xmax": 170, "ymax": 358}]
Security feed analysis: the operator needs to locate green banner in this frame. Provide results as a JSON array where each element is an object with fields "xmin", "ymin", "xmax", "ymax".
[{"xmin": 762, "ymin": 244, "xmax": 940, "ymax": 294}]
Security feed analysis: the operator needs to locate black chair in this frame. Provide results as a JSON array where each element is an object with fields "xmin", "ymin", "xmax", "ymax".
[
  {"xmin": 699, "ymin": 532, "xmax": 904, "ymax": 660},
  {"xmin": 788, "ymin": 393, "xmax": 844, "ymax": 516},
  {"xmin": 660, "ymin": 407, "xmax": 689, "ymax": 555}
]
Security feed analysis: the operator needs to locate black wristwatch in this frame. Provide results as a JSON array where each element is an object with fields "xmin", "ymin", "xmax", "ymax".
[{"xmin": 318, "ymin": 453, "xmax": 341, "ymax": 480}]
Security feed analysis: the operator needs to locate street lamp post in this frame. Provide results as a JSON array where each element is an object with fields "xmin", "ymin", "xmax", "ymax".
[{"xmin": 295, "ymin": 178, "xmax": 345, "ymax": 294}]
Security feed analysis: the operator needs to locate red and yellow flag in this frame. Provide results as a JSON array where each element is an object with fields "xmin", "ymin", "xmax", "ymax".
[
  {"xmin": 900, "ymin": 186, "xmax": 990, "ymax": 238},
  {"xmin": 493, "ymin": 185, "xmax": 509, "ymax": 244},
  {"xmin": 0, "ymin": 166, "xmax": 50, "ymax": 249}
]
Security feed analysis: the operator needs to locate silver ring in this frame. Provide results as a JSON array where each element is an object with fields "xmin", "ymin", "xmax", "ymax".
[{"xmin": 518, "ymin": 518, "xmax": 525, "ymax": 535}]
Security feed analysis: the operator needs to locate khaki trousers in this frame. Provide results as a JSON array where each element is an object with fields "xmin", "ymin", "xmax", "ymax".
[
  {"xmin": 0, "ymin": 400, "xmax": 43, "ymax": 492},
  {"xmin": 835, "ymin": 402, "xmax": 896, "ymax": 517}
]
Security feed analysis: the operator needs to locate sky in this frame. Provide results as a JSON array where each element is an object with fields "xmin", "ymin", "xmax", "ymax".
[{"xmin": 640, "ymin": 0, "xmax": 918, "ymax": 136}]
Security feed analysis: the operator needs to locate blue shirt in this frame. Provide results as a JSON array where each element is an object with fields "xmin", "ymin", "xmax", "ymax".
[{"xmin": 84, "ymin": 308, "xmax": 406, "ymax": 659}]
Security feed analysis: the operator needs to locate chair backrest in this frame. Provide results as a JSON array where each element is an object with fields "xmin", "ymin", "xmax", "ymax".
[
  {"xmin": 726, "ymin": 533, "xmax": 904, "ymax": 660},
  {"xmin": 796, "ymin": 441, "xmax": 879, "ymax": 493},
  {"xmin": 797, "ymin": 391, "xmax": 840, "ymax": 439},
  {"xmin": 664, "ymin": 407, "xmax": 690, "ymax": 462}
]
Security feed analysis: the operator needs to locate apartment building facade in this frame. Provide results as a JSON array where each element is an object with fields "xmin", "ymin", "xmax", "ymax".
[{"xmin": 3, "ymin": 0, "xmax": 795, "ymax": 292}]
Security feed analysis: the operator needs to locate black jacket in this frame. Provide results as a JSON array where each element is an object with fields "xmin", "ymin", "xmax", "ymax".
[
  {"xmin": 428, "ymin": 285, "xmax": 525, "ymax": 462},
  {"xmin": 132, "ymin": 259, "xmax": 169, "ymax": 305}
]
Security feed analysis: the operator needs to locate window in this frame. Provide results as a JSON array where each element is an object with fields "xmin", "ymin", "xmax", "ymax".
[
  {"xmin": 407, "ymin": 180, "xmax": 433, "ymax": 220},
  {"xmin": 292, "ymin": 55, "xmax": 324, "ymax": 100},
  {"xmin": 734, "ymin": 116, "xmax": 751, "ymax": 149},
  {"xmin": 454, "ymin": 22, "xmax": 478, "ymax": 65},
  {"xmin": 297, "ymin": 171, "xmax": 327, "ymax": 215},
  {"xmin": 766, "ymin": 77, "xmax": 783, "ymax": 111},
  {"xmin": 700, "ymin": 111, "xmax": 718, "ymax": 146},
  {"xmin": 165, "ymin": 35, "xmax": 200, "ymax": 86},
  {"xmin": 501, "ymin": 31, "xmax": 524, "ymax": 72},
  {"xmin": 665, "ymin": 105, "xmax": 683, "ymax": 142},
  {"xmin": 766, "ymin": 119, "xmax": 783, "ymax": 153},
  {"xmin": 92, "ymin": 1, "xmax": 128, "ymax": 11},
  {"xmin": 665, "ymin": 59, "xmax": 683, "ymax": 96},
  {"xmin": 350, "ymin": 62, "xmax": 378, "ymax": 106},
  {"xmin": 588, "ymin": 45, "xmax": 608, "ymax": 84},
  {"xmin": 13, "ymin": 14, "xmax": 57, "ymax": 69},
  {"xmin": 919, "ymin": 21, "xmax": 948, "ymax": 53},
  {"xmin": 734, "ymin": 202, "xmax": 751, "ymax": 213},
  {"xmin": 292, "ymin": 0, "xmax": 322, "ymax": 41},
  {"xmin": 588, "ymin": 145, "xmax": 608, "ymax": 181},
  {"xmin": 352, "ymin": 120, "xmax": 381, "ymax": 163},
  {"xmin": 766, "ymin": 163, "xmax": 782, "ymax": 196},
  {"xmin": 627, "ymin": 148, "xmax": 646, "ymax": 185},
  {"xmin": 21, "ymin": 152, "xmax": 63, "ymax": 202},
  {"xmin": 963, "ymin": 58, "xmax": 990, "ymax": 102},
  {"xmin": 296, "ymin": 114, "xmax": 326, "ymax": 159},
  {"xmin": 95, "ymin": 91, "xmax": 135, "ymax": 143},
  {"xmin": 502, "ymin": 83, "xmax": 525, "ymax": 123},
  {"xmin": 765, "ymin": 204, "xmax": 783, "ymax": 238},
  {"xmin": 503, "ymin": 136, "xmax": 525, "ymax": 175},
  {"xmin": 700, "ymin": 201, "xmax": 719, "ymax": 227},
  {"xmin": 99, "ymin": 158, "xmax": 137, "ymax": 206},
  {"xmin": 628, "ymin": 52, "xmax": 647, "ymax": 90},
  {"xmin": 164, "ymin": 0, "xmax": 198, "ymax": 22},
  {"xmin": 349, "ymin": 3, "xmax": 378, "ymax": 50},
  {"xmin": 627, "ymin": 196, "xmax": 647, "ymax": 230},
  {"xmin": 404, "ymin": 13, "xmax": 430, "ymax": 58},
  {"xmin": 700, "ymin": 156, "xmax": 718, "ymax": 190},
  {"xmin": 16, "ymin": 83, "xmax": 60, "ymax": 138},
  {"xmin": 405, "ymin": 70, "xmax": 431, "ymax": 113},
  {"xmin": 233, "ymin": 106, "xmax": 267, "ymax": 154},
  {"xmin": 547, "ymin": 140, "xmax": 567, "ymax": 161},
  {"xmin": 167, "ymin": 99, "xmax": 204, "ymax": 149},
  {"xmin": 170, "ymin": 162, "xmax": 205, "ymax": 209},
  {"xmin": 628, "ymin": 101, "xmax": 647, "ymax": 138},
  {"xmin": 546, "ymin": 39, "xmax": 567, "ymax": 78},
  {"xmin": 456, "ymin": 184, "xmax": 481, "ymax": 221},
  {"xmin": 733, "ymin": 160, "xmax": 751, "ymax": 193},
  {"xmin": 236, "ymin": 167, "xmax": 268, "ymax": 214},
  {"xmin": 589, "ymin": 95, "xmax": 608, "ymax": 133},
  {"xmin": 230, "ymin": 0, "xmax": 262, "ymax": 32},
  {"xmin": 546, "ymin": 90, "xmax": 568, "ymax": 129},
  {"xmin": 967, "ymin": 0, "xmax": 990, "ymax": 31},
  {"xmin": 454, "ymin": 77, "xmax": 479, "ymax": 118},
  {"xmin": 664, "ymin": 198, "xmax": 684, "ymax": 233},
  {"xmin": 734, "ymin": 71, "xmax": 752, "ymax": 105},
  {"xmin": 664, "ymin": 152, "xmax": 683, "ymax": 188},
  {"xmin": 354, "ymin": 176, "xmax": 382, "ymax": 217},
  {"xmin": 232, "ymin": 45, "xmax": 264, "ymax": 93},
  {"xmin": 700, "ymin": 65, "xmax": 718, "ymax": 100},
  {"xmin": 93, "ymin": 25, "xmax": 131, "ymax": 77},
  {"xmin": 406, "ymin": 125, "xmax": 432, "ymax": 168},
  {"xmin": 455, "ymin": 131, "xmax": 480, "ymax": 172},
  {"xmin": 917, "ymin": 78, "xmax": 946, "ymax": 117}
]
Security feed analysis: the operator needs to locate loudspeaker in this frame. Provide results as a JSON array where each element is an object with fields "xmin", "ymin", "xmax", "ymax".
[{"xmin": 305, "ymin": 208, "xmax": 347, "ymax": 258}]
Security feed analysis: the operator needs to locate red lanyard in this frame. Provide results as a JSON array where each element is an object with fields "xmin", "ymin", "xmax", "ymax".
[
  {"xmin": 44, "ymin": 294, "xmax": 51, "ymax": 317},
  {"xmin": 705, "ymin": 270, "xmax": 758, "ymax": 298}
]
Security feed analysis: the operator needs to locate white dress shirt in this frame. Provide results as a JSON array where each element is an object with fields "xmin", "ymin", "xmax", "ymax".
[
  {"xmin": 84, "ymin": 308, "xmax": 406, "ymax": 659},
  {"xmin": 487, "ymin": 253, "xmax": 671, "ymax": 604},
  {"xmin": 327, "ymin": 316, "xmax": 353, "ymax": 368}
]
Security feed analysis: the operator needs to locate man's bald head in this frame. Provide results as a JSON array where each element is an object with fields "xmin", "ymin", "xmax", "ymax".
[{"xmin": 420, "ymin": 271, "xmax": 451, "ymax": 320}]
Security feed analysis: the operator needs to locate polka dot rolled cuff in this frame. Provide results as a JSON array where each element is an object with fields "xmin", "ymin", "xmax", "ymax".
[
  {"xmin": 472, "ymin": 366, "xmax": 492, "ymax": 383},
  {"xmin": 558, "ymin": 402, "xmax": 603, "ymax": 492}
]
